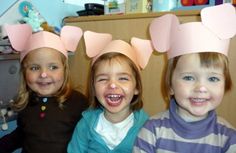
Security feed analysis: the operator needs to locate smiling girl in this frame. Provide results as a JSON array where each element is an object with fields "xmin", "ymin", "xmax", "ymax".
[
  {"xmin": 67, "ymin": 31, "xmax": 153, "ymax": 153},
  {"xmin": 133, "ymin": 3, "xmax": 236, "ymax": 153},
  {"xmin": 0, "ymin": 24, "xmax": 88, "ymax": 153}
]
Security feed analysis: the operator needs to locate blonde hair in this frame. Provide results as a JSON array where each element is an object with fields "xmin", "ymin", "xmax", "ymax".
[
  {"xmin": 12, "ymin": 48, "xmax": 72, "ymax": 111},
  {"xmin": 163, "ymin": 52, "xmax": 232, "ymax": 103},
  {"xmin": 87, "ymin": 52, "xmax": 143, "ymax": 111}
]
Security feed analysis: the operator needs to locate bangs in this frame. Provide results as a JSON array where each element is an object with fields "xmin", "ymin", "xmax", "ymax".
[{"xmin": 199, "ymin": 52, "xmax": 227, "ymax": 69}]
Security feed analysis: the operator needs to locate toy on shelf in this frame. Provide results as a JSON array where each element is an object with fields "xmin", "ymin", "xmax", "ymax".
[
  {"xmin": 233, "ymin": 0, "xmax": 236, "ymax": 6},
  {"xmin": 181, "ymin": 0, "xmax": 209, "ymax": 6},
  {"xmin": 104, "ymin": 0, "xmax": 125, "ymax": 14},
  {"xmin": 0, "ymin": 98, "xmax": 18, "ymax": 131},
  {"xmin": 41, "ymin": 22, "xmax": 61, "ymax": 35},
  {"xmin": 174, "ymin": 0, "xmax": 216, "ymax": 10},
  {"xmin": 18, "ymin": 1, "xmax": 33, "ymax": 17},
  {"xmin": 18, "ymin": 1, "xmax": 44, "ymax": 32},
  {"xmin": 22, "ymin": 9, "xmax": 44, "ymax": 32},
  {"xmin": 0, "ymin": 37, "xmax": 15, "ymax": 54},
  {"xmin": 152, "ymin": 0, "xmax": 177, "ymax": 12}
]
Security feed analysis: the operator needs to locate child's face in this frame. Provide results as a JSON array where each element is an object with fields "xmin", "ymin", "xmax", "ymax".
[
  {"xmin": 170, "ymin": 53, "xmax": 225, "ymax": 119},
  {"xmin": 24, "ymin": 48, "xmax": 65, "ymax": 97},
  {"xmin": 94, "ymin": 59, "xmax": 139, "ymax": 121}
]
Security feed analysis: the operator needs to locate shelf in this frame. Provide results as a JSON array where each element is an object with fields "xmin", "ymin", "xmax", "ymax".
[
  {"xmin": 0, "ymin": 39, "xmax": 11, "ymax": 46},
  {"xmin": 63, "ymin": 10, "xmax": 200, "ymax": 23},
  {"xmin": 0, "ymin": 54, "xmax": 19, "ymax": 60}
]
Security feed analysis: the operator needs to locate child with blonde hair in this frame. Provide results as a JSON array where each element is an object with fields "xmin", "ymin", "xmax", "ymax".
[{"xmin": 0, "ymin": 24, "xmax": 88, "ymax": 153}]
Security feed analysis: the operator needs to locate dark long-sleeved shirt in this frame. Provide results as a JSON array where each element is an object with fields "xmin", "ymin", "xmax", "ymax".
[{"xmin": 0, "ymin": 90, "xmax": 88, "ymax": 153}]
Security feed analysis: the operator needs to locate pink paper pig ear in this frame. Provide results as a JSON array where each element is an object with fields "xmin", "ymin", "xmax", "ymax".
[
  {"xmin": 5, "ymin": 24, "xmax": 32, "ymax": 52},
  {"xmin": 60, "ymin": 26, "xmax": 83, "ymax": 52},
  {"xmin": 201, "ymin": 3, "xmax": 236, "ymax": 39},
  {"xmin": 131, "ymin": 37, "xmax": 153, "ymax": 69},
  {"xmin": 84, "ymin": 31, "xmax": 112, "ymax": 58},
  {"xmin": 149, "ymin": 14, "xmax": 179, "ymax": 53}
]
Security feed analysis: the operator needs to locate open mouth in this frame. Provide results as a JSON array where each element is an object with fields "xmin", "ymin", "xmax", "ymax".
[{"xmin": 105, "ymin": 94, "xmax": 123, "ymax": 106}]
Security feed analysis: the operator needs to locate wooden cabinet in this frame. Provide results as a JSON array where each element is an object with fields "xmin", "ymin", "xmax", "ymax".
[{"xmin": 65, "ymin": 10, "xmax": 236, "ymax": 127}]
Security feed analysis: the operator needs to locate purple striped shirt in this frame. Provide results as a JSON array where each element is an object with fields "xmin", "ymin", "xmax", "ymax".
[{"xmin": 133, "ymin": 99, "xmax": 236, "ymax": 153}]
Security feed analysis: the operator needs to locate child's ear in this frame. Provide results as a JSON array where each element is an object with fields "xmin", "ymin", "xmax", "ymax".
[
  {"xmin": 169, "ymin": 87, "xmax": 174, "ymax": 95},
  {"xmin": 134, "ymin": 88, "xmax": 139, "ymax": 95}
]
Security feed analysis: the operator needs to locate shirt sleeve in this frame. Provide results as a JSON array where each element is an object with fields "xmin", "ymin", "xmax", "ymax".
[
  {"xmin": 133, "ymin": 121, "xmax": 157, "ymax": 153},
  {"xmin": 67, "ymin": 117, "xmax": 90, "ymax": 153}
]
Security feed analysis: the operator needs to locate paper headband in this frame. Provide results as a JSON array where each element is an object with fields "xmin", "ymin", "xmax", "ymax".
[
  {"xmin": 149, "ymin": 3, "xmax": 236, "ymax": 59},
  {"xmin": 84, "ymin": 31, "xmax": 153, "ymax": 69},
  {"xmin": 5, "ymin": 24, "xmax": 83, "ymax": 61}
]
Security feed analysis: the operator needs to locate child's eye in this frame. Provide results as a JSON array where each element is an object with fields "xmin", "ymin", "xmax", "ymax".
[
  {"xmin": 182, "ymin": 76, "xmax": 194, "ymax": 81},
  {"xmin": 49, "ymin": 65, "xmax": 59, "ymax": 70},
  {"xmin": 29, "ymin": 66, "xmax": 39, "ymax": 71},
  {"xmin": 95, "ymin": 77, "xmax": 108, "ymax": 82},
  {"xmin": 98, "ymin": 78, "xmax": 107, "ymax": 82},
  {"xmin": 208, "ymin": 77, "xmax": 220, "ymax": 82},
  {"xmin": 119, "ymin": 77, "xmax": 129, "ymax": 81}
]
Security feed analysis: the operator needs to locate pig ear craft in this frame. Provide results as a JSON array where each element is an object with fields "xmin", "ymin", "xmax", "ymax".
[
  {"xmin": 131, "ymin": 37, "xmax": 153, "ymax": 69},
  {"xmin": 60, "ymin": 26, "xmax": 83, "ymax": 53},
  {"xmin": 84, "ymin": 31, "xmax": 112, "ymax": 58},
  {"xmin": 149, "ymin": 3, "xmax": 236, "ymax": 59},
  {"xmin": 149, "ymin": 14, "xmax": 179, "ymax": 53},
  {"xmin": 201, "ymin": 3, "xmax": 236, "ymax": 39},
  {"xmin": 5, "ymin": 24, "xmax": 32, "ymax": 52},
  {"xmin": 84, "ymin": 31, "xmax": 153, "ymax": 70}
]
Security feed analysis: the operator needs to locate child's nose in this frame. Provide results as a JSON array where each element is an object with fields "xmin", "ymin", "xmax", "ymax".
[
  {"xmin": 41, "ymin": 72, "xmax": 47, "ymax": 78},
  {"xmin": 196, "ymin": 85, "xmax": 207, "ymax": 93},
  {"xmin": 200, "ymin": 86, "xmax": 207, "ymax": 92},
  {"xmin": 109, "ymin": 81, "xmax": 117, "ymax": 89}
]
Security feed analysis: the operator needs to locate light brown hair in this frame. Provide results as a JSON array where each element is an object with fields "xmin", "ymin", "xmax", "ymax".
[
  {"xmin": 87, "ymin": 52, "xmax": 143, "ymax": 111},
  {"xmin": 163, "ymin": 52, "xmax": 232, "ymax": 103}
]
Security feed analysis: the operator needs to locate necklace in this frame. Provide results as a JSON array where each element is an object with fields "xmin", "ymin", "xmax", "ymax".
[{"xmin": 39, "ymin": 97, "xmax": 48, "ymax": 118}]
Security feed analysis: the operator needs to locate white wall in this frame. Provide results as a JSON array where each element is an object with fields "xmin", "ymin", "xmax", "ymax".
[{"xmin": 0, "ymin": 0, "xmax": 84, "ymax": 29}]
